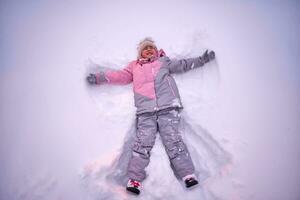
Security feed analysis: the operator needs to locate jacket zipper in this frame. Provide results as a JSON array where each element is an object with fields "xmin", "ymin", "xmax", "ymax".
[{"xmin": 152, "ymin": 67, "xmax": 159, "ymax": 111}]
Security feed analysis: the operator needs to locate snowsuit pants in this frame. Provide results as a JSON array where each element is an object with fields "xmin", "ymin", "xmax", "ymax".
[{"xmin": 127, "ymin": 108, "xmax": 195, "ymax": 182}]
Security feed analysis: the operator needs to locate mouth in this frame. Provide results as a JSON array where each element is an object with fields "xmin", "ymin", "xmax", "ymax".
[{"xmin": 146, "ymin": 50, "xmax": 154, "ymax": 55}]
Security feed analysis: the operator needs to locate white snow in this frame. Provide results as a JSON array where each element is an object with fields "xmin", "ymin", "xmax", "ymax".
[{"xmin": 1, "ymin": 0, "xmax": 300, "ymax": 200}]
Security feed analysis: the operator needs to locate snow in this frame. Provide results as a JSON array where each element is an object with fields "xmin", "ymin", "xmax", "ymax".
[{"xmin": 1, "ymin": 0, "xmax": 300, "ymax": 200}]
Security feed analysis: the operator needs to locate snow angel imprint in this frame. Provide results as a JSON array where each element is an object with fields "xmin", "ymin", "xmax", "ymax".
[{"xmin": 86, "ymin": 37, "xmax": 215, "ymax": 195}]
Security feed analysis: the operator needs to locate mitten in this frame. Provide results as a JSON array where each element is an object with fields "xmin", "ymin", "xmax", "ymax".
[{"xmin": 86, "ymin": 73, "xmax": 97, "ymax": 85}]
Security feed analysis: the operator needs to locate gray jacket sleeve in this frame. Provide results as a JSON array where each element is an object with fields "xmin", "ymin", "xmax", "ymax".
[{"xmin": 167, "ymin": 57, "xmax": 205, "ymax": 74}]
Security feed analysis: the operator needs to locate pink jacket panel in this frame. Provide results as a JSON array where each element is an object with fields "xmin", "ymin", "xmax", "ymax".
[
  {"xmin": 131, "ymin": 61, "xmax": 161, "ymax": 99},
  {"xmin": 104, "ymin": 60, "xmax": 161, "ymax": 100}
]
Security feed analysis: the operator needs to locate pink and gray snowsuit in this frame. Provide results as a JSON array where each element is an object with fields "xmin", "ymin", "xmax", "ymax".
[{"xmin": 96, "ymin": 50, "xmax": 207, "ymax": 182}]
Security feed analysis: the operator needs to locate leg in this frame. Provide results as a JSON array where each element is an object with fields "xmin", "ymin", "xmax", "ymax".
[
  {"xmin": 127, "ymin": 113, "xmax": 158, "ymax": 182},
  {"xmin": 157, "ymin": 109, "xmax": 195, "ymax": 179}
]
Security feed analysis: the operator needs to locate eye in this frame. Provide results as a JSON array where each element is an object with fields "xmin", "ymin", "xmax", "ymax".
[{"xmin": 144, "ymin": 46, "xmax": 154, "ymax": 50}]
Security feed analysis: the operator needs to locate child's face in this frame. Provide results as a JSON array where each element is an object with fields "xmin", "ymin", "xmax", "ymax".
[{"xmin": 141, "ymin": 45, "xmax": 157, "ymax": 59}]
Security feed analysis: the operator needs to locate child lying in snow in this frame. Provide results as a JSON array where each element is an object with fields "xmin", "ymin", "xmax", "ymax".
[{"xmin": 86, "ymin": 37, "xmax": 215, "ymax": 195}]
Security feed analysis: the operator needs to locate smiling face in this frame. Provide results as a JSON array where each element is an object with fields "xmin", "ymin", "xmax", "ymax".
[{"xmin": 141, "ymin": 45, "xmax": 157, "ymax": 59}]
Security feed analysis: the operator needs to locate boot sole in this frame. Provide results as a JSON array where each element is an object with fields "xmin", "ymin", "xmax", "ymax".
[
  {"xmin": 126, "ymin": 187, "xmax": 140, "ymax": 195},
  {"xmin": 186, "ymin": 180, "xmax": 199, "ymax": 188}
]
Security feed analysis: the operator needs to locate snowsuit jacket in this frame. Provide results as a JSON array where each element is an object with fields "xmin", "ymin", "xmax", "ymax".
[{"xmin": 96, "ymin": 50, "xmax": 206, "ymax": 114}]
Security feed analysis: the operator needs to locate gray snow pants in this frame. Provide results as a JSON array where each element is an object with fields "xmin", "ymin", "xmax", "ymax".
[{"xmin": 127, "ymin": 108, "xmax": 195, "ymax": 182}]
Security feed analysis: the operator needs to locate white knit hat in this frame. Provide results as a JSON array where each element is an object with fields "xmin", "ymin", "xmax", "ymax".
[{"xmin": 137, "ymin": 37, "xmax": 157, "ymax": 59}]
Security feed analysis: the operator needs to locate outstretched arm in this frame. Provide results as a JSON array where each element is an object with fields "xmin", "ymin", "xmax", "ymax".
[
  {"xmin": 168, "ymin": 50, "xmax": 215, "ymax": 74},
  {"xmin": 87, "ymin": 63, "xmax": 133, "ymax": 85}
]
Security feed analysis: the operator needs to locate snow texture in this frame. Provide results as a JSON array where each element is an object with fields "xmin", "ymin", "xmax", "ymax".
[{"xmin": 1, "ymin": 0, "xmax": 300, "ymax": 200}]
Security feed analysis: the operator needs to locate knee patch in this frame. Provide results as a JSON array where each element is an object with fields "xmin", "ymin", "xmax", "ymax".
[
  {"xmin": 166, "ymin": 140, "xmax": 186, "ymax": 159},
  {"xmin": 132, "ymin": 132, "xmax": 156, "ymax": 159},
  {"xmin": 132, "ymin": 142, "xmax": 151, "ymax": 159}
]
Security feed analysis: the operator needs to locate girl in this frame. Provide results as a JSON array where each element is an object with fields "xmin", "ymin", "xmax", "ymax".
[{"xmin": 87, "ymin": 37, "xmax": 215, "ymax": 195}]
